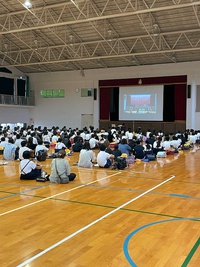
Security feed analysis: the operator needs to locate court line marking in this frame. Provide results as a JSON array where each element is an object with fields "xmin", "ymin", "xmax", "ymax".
[
  {"xmin": 0, "ymin": 172, "xmax": 121, "ymax": 217},
  {"xmin": 123, "ymin": 218, "xmax": 200, "ymax": 267},
  {"xmin": 181, "ymin": 237, "xmax": 200, "ymax": 267},
  {"xmin": 17, "ymin": 175, "xmax": 175, "ymax": 267}
]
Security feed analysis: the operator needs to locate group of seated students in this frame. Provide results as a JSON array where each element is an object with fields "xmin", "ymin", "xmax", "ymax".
[{"xmin": 0, "ymin": 124, "xmax": 200, "ymax": 177}]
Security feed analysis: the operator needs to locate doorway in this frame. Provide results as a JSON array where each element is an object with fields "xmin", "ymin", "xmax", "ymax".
[{"xmin": 81, "ymin": 114, "xmax": 93, "ymax": 129}]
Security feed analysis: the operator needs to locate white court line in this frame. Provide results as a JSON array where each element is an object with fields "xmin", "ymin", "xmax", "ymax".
[
  {"xmin": 0, "ymin": 172, "xmax": 121, "ymax": 217},
  {"xmin": 17, "ymin": 175, "xmax": 175, "ymax": 267}
]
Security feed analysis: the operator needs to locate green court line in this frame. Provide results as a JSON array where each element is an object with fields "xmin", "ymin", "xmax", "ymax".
[
  {"xmin": 181, "ymin": 237, "xmax": 200, "ymax": 267},
  {"xmin": 1, "ymin": 188, "xmax": 200, "ymax": 222}
]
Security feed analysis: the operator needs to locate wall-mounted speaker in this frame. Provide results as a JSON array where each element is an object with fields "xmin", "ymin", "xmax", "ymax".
[
  {"xmin": 94, "ymin": 88, "xmax": 97, "ymax": 100},
  {"xmin": 187, "ymin": 85, "xmax": 191, "ymax": 98}
]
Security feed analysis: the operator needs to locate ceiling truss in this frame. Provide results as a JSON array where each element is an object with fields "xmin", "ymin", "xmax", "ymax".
[{"xmin": 0, "ymin": 0, "xmax": 200, "ymax": 73}]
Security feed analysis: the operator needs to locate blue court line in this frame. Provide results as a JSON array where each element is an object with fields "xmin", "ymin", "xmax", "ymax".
[
  {"xmin": 0, "ymin": 181, "xmax": 199, "ymax": 202},
  {"xmin": 123, "ymin": 217, "xmax": 200, "ymax": 267},
  {"xmin": 87, "ymin": 183, "xmax": 200, "ymax": 200},
  {"xmin": 0, "ymin": 184, "xmax": 51, "ymax": 200},
  {"xmin": 169, "ymin": 193, "xmax": 191, "ymax": 198}
]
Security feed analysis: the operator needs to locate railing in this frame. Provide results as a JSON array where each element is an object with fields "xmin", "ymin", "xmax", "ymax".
[{"xmin": 0, "ymin": 94, "xmax": 35, "ymax": 106}]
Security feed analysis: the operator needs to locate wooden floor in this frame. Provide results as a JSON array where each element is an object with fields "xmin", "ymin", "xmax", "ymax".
[{"xmin": 0, "ymin": 146, "xmax": 200, "ymax": 267}]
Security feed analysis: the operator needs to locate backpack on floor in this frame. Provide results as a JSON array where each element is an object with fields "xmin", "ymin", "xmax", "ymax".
[
  {"xmin": 37, "ymin": 150, "xmax": 47, "ymax": 161},
  {"xmin": 115, "ymin": 156, "xmax": 127, "ymax": 170}
]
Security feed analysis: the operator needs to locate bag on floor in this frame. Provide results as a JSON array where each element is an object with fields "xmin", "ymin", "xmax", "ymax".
[
  {"xmin": 116, "ymin": 156, "xmax": 127, "ymax": 170},
  {"xmin": 166, "ymin": 150, "xmax": 174, "ymax": 155},
  {"xmin": 146, "ymin": 154, "xmax": 156, "ymax": 161},
  {"xmin": 37, "ymin": 150, "xmax": 47, "ymax": 161},
  {"xmin": 157, "ymin": 151, "xmax": 166, "ymax": 158}
]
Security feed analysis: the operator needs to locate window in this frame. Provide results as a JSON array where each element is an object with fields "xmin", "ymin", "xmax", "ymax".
[
  {"xmin": 81, "ymin": 88, "xmax": 93, "ymax": 97},
  {"xmin": 40, "ymin": 89, "xmax": 65, "ymax": 98}
]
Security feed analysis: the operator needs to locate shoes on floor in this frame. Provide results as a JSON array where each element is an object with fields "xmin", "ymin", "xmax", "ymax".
[{"xmin": 94, "ymin": 164, "xmax": 99, "ymax": 167}]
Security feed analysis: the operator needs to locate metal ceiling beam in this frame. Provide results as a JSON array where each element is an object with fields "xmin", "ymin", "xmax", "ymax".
[
  {"xmin": 3, "ymin": 46, "xmax": 200, "ymax": 68},
  {"xmin": 0, "ymin": 1, "xmax": 200, "ymax": 34},
  {"xmin": 6, "ymin": 28, "xmax": 200, "ymax": 55}
]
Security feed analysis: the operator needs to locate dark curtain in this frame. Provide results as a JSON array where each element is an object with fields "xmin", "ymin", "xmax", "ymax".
[
  {"xmin": 110, "ymin": 87, "xmax": 119, "ymax": 121},
  {"xmin": 17, "ymin": 79, "xmax": 26, "ymax": 96},
  {"xmin": 0, "ymin": 77, "xmax": 14, "ymax": 95},
  {"xmin": 174, "ymin": 84, "xmax": 186, "ymax": 120},
  {"xmin": 163, "ymin": 85, "xmax": 175, "ymax": 122}
]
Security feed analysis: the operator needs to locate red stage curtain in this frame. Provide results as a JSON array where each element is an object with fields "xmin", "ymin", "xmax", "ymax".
[{"xmin": 100, "ymin": 88, "xmax": 110, "ymax": 120}]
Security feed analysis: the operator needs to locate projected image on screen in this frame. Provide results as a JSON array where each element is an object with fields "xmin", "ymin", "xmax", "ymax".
[
  {"xmin": 119, "ymin": 86, "xmax": 163, "ymax": 121},
  {"xmin": 124, "ymin": 94, "xmax": 156, "ymax": 114}
]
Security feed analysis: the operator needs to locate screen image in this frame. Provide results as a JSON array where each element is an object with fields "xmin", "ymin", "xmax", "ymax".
[{"xmin": 119, "ymin": 85, "xmax": 163, "ymax": 121}]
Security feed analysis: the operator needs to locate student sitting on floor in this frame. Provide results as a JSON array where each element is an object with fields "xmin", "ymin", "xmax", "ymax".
[
  {"xmin": 49, "ymin": 150, "xmax": 76, "ymax": 183},
  {"xmin": 78, "ymin": 141, "xmax": 96, "ymax": 168},
  {"xmin": 97, "ymin": 144, "xmax": 114, "ymax": 168},
  {"xmin": 20, "ymin": 151, "xmax": 42, "ymax": 180}
]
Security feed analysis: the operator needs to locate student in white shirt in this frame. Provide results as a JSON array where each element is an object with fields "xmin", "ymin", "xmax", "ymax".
[
  {"xmin": 35, "ymin": 139, "xmax": 49, "ymax": 157},
  {"xmin": 20, "ymin": 150, "xmax": 42, "ymax": 180}
]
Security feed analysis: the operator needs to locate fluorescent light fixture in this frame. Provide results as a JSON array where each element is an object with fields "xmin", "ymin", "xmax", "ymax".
[{"xmin": 23, "ymin": 0, "xmax": 32, "ymax": 9}]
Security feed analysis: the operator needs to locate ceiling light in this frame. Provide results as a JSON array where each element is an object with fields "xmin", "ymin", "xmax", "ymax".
[
  {"xmin": 152, "ymin": 24, "xmax": 159, "ymax": 36},
  {"xmin": 34, "ymin": 39, "xmax": 38, "ymax": 50},
  {"xmin": 107, "ymin": 29, "xmax": 113, "ymax": 42},
  {"xmin": 4, "ymin": 44, "xmax": 8, "ymax": 54},
  {"xmin": 69, "ymin": 35, "xmax": 74, "ymax": 46},
  {"xmin": 23, "ymin": 0, "xmax": 32, "ymax": 9}
]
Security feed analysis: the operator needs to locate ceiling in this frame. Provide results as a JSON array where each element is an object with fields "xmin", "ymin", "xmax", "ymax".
[{"xmin": 1, "ymin": 0, "xmax": 200, "ymax": 73}]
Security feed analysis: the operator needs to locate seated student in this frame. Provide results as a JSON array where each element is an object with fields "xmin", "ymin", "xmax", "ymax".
[
  {"xmin": 55, "ymin": 137, "xmax": 66, "ymax": 153},
  {"xmin": 118, "ymin": 138, "xmax": 131, "ymax": 157},
  {"xmin": 133, "ymin": 140, "xmax": 145, "ymax": 159},
  {"xmin": 153, "ymin": 136, "xmax": 164, "ymax": 155},
  {"xmin": 143, "ymin": 140, "xmax": 153, "ymax": 155},
  {"xmin": 162, "ymin": 136, "xmax": 171, "ymax": 151},
  {"xmin": 0, "ymin": 136, "xmax": 8, "ymax": 148},
  {"xmin": 104, "ymin": 139, "xmax": 113, "ymax": 154},
  {"xmin": 112, "ymin": 144, "xmax": 122, "ymax": 159},
  {"xmin": 78, "ymin": 141, "xmax": 96, "ymax": 168},
  {"xmin": 27, "ymin": 136, "xmax": 37, "ymax": 151},
  {"xmin": 89, "ymin": 134, "xmax": 99, "ymax": 149},
  {"xmin": 170, "ymin": 136, "xmax": 181, "ymax": 150},
  {"xmin": 97, "ymin": 144, "xmax": 114, "ymax": 168},
  {"xmin": 3, "ymin": 138, "xmax": 16, "ymax": 161},
  {"xmin": 49, "ymin": 150, "xmax": 76, "ymax": 183},
  {"xmin": 19, "ymin": 140, "xmax": 34, "ymax": 160},
  {"xmin": 20, "ymin": 151, "xmax": 42, "ymax": 180},
  {"xmin": 72, "ymin": 138, "xmax": 83, "ymax": 152},
  {"xmin": 35, "ymin": 139, "xmax": 49, "ymax": 157}
]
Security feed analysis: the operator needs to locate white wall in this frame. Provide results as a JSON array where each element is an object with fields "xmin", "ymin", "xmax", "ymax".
[
  {"xmin": 0, "ymin": 105, "xmax": 33, "ymax": 125},
  {"xmin": 2, "ymin": 61, "xmax": 200, "ymax": 130}
]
